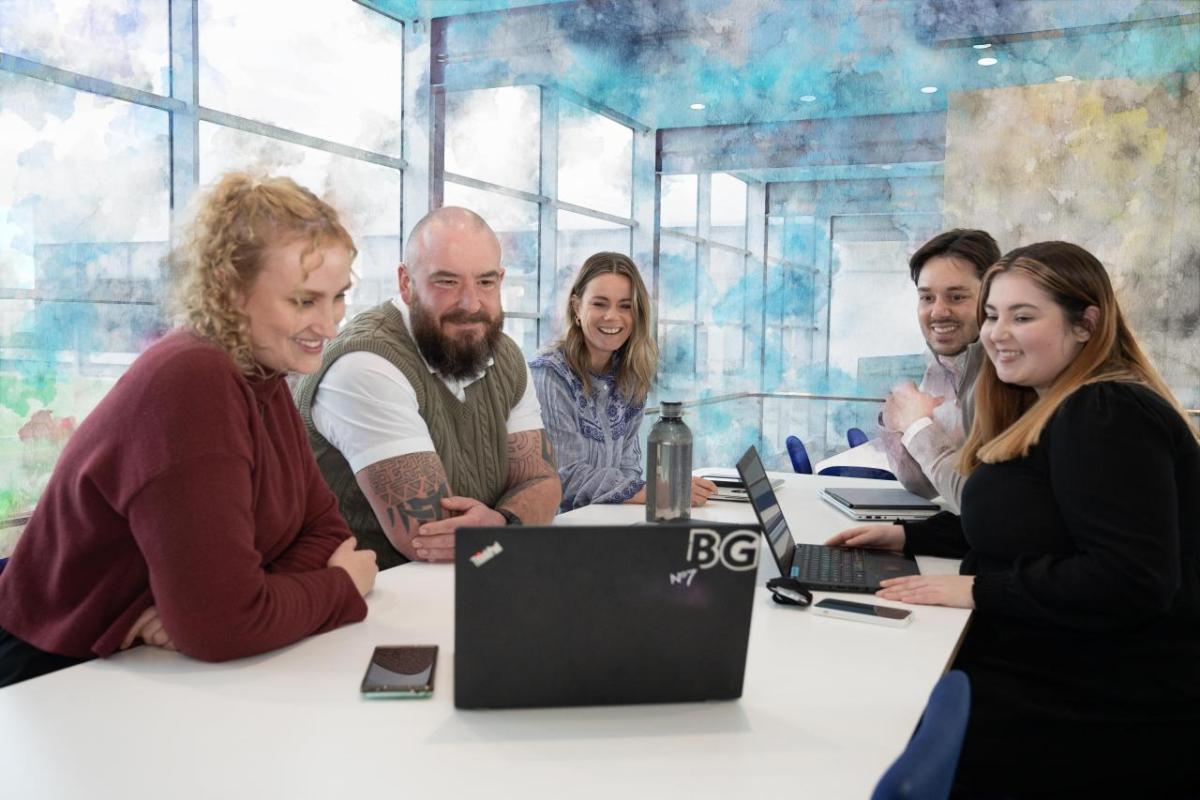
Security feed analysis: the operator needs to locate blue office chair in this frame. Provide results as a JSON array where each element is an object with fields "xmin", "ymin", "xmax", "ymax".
[
  {"xmin": 817, "ymin": 465, "xmax": 897, "ymax": 481},
  {"xmin": 847, "ymin": 427, "xmax": 868, "ymax": 448},
  {"xmin": 785, "ymin": 436, "xmax": 813, "ymax": 474},
  {"xmin": 871, "ymin": 670, "xmax": 972, "ymax": 800}
]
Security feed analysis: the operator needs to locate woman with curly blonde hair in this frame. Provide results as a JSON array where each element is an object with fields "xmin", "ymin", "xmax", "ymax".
[
  {"xmin": 0, "ymin": 173, "xmax": 378, "ymax": 687},
  {"xmin": 530, "ymin": 251, "xmax": 715, "ymax": 511}
]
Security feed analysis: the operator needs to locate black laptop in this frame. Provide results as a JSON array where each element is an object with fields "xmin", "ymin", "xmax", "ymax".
[
  {"xmin": 735, "ymin": 446, "xmax": 919, "ymax": 592},
  {"xmin": 455, "ymin": 523, "xmax": 760, "ymax": 709}
]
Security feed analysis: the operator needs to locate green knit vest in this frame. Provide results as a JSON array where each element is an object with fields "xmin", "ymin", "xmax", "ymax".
[{"xmin": 293, "ymin": 301, "xmax": 527, "ymax": 570}]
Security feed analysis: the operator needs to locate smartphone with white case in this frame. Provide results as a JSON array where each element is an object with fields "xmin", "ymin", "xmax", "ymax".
[{"xmin": 812, "ymin": 598, "xmax": 912, "ymax": 627}]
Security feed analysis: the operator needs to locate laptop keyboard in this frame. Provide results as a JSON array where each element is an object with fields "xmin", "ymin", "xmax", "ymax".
[{"xmin": 791, "ymin": 545, "xmax": 869, "ymax": 588}]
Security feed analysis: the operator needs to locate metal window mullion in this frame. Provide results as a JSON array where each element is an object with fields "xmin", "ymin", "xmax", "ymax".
[
  {"xmin": 695, "ymin": 175, "xmax": 712, "ymax": 376},
  {"xmin": 402, "ymin": 17, "xmax": 431, "ymax": 240},
  {"xmin": 538, "ymin": 87, "xmax": 558, "ymax": 349},
  {"xmin": 546, "ymin": 80, "xmax": 650, "ymax": 134},
  {"xmin": 0, "ymin": 52, "xmax": 183, "ymax": 113},
  {"xmin": 552, "ymin": 199, "xmax": 635, "ymax": 229},
  {"xmin": 197, "ymin": 107, "xmax": 406, "ymax": 170},
  {"xmin": 445, "ymin": 172, "xmax": 548, "ymax": 206},
  {"xmin": 169, "ymin": 0, "xmax": 199, "ymax": 222}
]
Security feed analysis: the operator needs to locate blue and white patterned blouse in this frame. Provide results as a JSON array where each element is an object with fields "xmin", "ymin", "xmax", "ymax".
[{"xmin": 529, "ymin": 348, "xmax": 645, "ymax": 512}]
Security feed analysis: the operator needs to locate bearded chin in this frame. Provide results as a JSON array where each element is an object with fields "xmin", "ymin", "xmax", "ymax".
[{"xmin": 410, "ymin": 299, "xmax": 504, "ymax": 380}]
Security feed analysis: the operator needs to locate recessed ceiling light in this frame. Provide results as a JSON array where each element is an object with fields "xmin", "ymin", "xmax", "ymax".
[
  {"xmin": 973, "ymin": 43, "xmax": 992, "ymax": 49},
  {"xmin": 799, "ymin": 95, "xmax": 816, "ymax": 102},
  {"xmin": 689, "ymin": 102, "xmax": 705, "ymax": 110},
  {"xmin": 920, "ymin": 86, "xmax": 938, "ymax": 94},
  {"xmin": 977, "ymin": 57, "xmax": 998, "ymax": 66},
  {"xmin": 1055, "ymin": 75, "xmax": 1075, "ymax": 82},
  {"xmin": 880, "ymin": 164, "xmax": 893, "ymax": 170}
]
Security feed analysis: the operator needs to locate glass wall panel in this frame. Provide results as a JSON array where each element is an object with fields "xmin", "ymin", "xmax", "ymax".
[
  {"xmin": 698, "ymin": 324, "xmax": 746, "ymax": 377},
  {"xmin": 699, "ymin": 248, "xmax": 746, "ymax": 325},
  {"xmin": 657, "ymin": 322, "xmax": 695, "ymax": 386},
  {"xmin": 826, "ymin": 215, "xmax": 940, "ymax": 394},
  {"xmin": 199, "ymin": 122, "xmax": 402, "ymax": 316},
  {"xmin": 444, "ymin": 86, "xmax": 540, "ymax": 193},
  {"xmin": 553, "ymin": 210, "xmax": 631, "ymax": 329},
  {"xmin": 199, "ymin": 0, "xmax": 403, "ymax": 155},
  {"xmin": 658, "ymin": 235, "xmax": 696, "ymax": 322},
  {"xmin": 502, "ymin": 315, "xmax": 538, "ymax": 359},
  {"xmin": 442, "ymin": 181, "xmax": 539, "ymax": 315},
  {"xmin": 710, "ymin": 173, "xmax": 747, "ymax": 249},
  {"xmin": 557, "ymin": 100, "xmax": 632, "ymax": 217},
  {"xmin": 0, "ymin": 0, "xmax": 169, "ymax": 94},
  {"xmin": 0, "ymin": 73, "xmax": 170, "ymax": 518},
  {"xmin": 660, "ymin": 174, "xmax": 697, "ymax": 236}
]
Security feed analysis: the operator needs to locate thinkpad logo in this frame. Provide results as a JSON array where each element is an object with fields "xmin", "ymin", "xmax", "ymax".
[{"xmin": 469, "ymin": 541, "xmax": 504, "ymax": 567}]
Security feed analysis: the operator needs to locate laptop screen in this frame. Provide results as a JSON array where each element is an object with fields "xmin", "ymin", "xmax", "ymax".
[{"xmin": 736, "ymin": 446, "xmax": 795, "ymax": 573}]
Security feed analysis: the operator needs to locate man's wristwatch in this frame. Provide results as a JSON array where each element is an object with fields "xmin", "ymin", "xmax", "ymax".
[{"xmin": 497, "ymin": 507, "xmax": 522, "ymax": 526}]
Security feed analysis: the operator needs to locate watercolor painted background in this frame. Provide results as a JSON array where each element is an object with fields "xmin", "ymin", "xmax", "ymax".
[
  {"xmin": 1, "ymin": 0, "xmax": 1198, "ymax": 543},
  {"xmin": 945, "ymin": 73, "xmax": 1200, "ymax": 409}
]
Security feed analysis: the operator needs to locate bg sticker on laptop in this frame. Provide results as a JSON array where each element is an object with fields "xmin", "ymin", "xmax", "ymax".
[{"xmin": 687, "ymin": 528, "xmax": 759, "ymax": 571}]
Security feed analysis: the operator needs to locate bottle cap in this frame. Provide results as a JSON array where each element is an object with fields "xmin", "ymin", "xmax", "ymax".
[{"xmin": 660, "ymin": 401, "xmax": 683, "ymax": 418}]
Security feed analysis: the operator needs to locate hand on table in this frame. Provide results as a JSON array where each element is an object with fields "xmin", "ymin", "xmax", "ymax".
[
  {"xmin": 824, "ymin": 523, "xmax": 906, "ymax": 553},
  {"xmin": 120, "ymin": 606, "xmax": 176, "ymax": 651},
  {"xmin": 876, "ymin": 575, "xmax": 975, "ymax": 609},
  {"xmin": 691, "ymin": 477, "xmax": 717, "ymax": 506},
  {"xmin": 327, "ymin": 536, "xmax": 378, "ymax": 596},
  {"xmin": 880, "ymin": 381, "xmax": 943, "ymax": 432},
  {"xmin": 412, "ymin": 496, "xmax": 505, "ymax": 562},
  {"xmin": 624, "ymin": 478, "xmax": 717, "ymax": 506}
]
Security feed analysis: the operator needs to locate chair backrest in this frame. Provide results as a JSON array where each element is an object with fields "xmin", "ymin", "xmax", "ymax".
[
  {"xmin": 784, "ymin": 436, "xmax": 813, "ymax": 474},
  {"xmin": 817, "ymin": 465, "xmax": 897, "ymax": 481},
  {"xmin": 871, "ymin": 670, "xmax": 972, "ymax": 800},
  {"xmin": 847, "ymin": 427, "xmax": 868, "ymax": 448}
]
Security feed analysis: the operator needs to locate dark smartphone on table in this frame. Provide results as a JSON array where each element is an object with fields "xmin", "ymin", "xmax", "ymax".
[{"xmin": 361, "ymin": 645, "xmax": 438, "ymax": 698}]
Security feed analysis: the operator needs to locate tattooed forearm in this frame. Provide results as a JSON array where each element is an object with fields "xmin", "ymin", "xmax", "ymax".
[
  {"xmin": 507, "ymin": 429, "xmax": 557, "ymax": 483},
  {"xmin": 357, "ymin": 452, "xmax": 451, "ymax": 555},
  {"xmin": 498, "ymin": 430, "xmax": 562, "ymax": 525}
]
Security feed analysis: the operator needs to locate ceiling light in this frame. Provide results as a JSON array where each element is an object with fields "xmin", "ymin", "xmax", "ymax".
[
  {"xmin": 880, "ymin": 164, "xmax": 893, "ymax": 170},
  {"xmin": 799, "ymin": 95, "xmax": 816, "ymax": 102},
  {"xmin": 920, "ymin": 86, "xmax": 938, "ymax": 94},
  {"xmin": 689, "ymin": 102, "xmax": 705, "ymax": 110},
  {"xmin": 977, "ymin": 57, "xmax": 998, "ymax": 66},
  {"xmin": 973, "ymin": 43, "xmax": 992, "ymax": 49},
  {"xmin": 1055, "ymin": 75, "xmax": 1075, "ymax": 82}
]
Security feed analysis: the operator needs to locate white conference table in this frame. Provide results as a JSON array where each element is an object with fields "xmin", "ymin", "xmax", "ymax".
[{"xmin": 0, "ymin": 472, "xmax": 968, "ymax": 800}]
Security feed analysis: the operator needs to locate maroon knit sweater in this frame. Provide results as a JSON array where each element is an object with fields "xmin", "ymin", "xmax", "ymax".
[{"xmin": 0, "ymin": 331, "xmax": 367, "ymax": 661}]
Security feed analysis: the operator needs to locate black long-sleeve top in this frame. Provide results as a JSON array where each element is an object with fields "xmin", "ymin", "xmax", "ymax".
[{"xmin": 903, "ymin": 381, "xmax": 1200, "ymax": 727}]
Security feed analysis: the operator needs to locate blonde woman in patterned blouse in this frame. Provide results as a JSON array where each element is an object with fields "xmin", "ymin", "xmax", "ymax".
[{"xmin": 530, "ymin": 252, "xmax": 715, "ymax": 511}]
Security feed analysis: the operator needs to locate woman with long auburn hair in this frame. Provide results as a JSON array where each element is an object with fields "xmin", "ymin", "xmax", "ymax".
[
  {"xmin": 530, "ymin": 252, "xmax": 715, "ymax": 511},
  {"xmin": 0, "ymin": 173, "xmax": 378, "ymax": 687},
  {"xmin": 828, "ymin": 241, "xmax": 1199, "ymax": 796}
]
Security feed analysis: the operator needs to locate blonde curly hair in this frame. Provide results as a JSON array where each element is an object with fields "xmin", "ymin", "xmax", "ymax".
[{"xmin": 170, "ymin": 172, "xmax": 357, "ymax": 376}]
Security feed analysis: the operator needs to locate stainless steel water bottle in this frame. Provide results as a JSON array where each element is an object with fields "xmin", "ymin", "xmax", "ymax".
[{"xmin": 645, "ymin": 401, "xmax": 693, "ymax": 522}]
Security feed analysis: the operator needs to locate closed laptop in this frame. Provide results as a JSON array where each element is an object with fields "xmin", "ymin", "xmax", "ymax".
[
  {"xmin": 455, "ymin": 524, "xmax": 760, "ymax": 710},
  {"xmin": 818, "ymin": 487, "xmax": 939, "ymax": 522}
]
